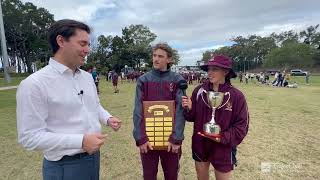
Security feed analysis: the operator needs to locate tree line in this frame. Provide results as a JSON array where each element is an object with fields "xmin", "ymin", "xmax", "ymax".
[
  {"xmin": 1, "ymin": 0, "xmax": 54, "ymax": 73},
  {"xmin": 1, "ymin": 0, "xmax": 179, "ymax": 74},
  {"xmin": 2, "ymin": 0, "xmax": 319, "ymax": 74},
  {"xmin": 201, "ymin": 26, "xmax": 320, "ymax": 71},
  {"xmin": 85, "ymin": 24, "xmax": 180, "ymax": 74}
]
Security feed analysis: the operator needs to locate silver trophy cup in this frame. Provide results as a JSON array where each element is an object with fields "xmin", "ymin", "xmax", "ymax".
[{"xmin": 203, "ymin": 91, "xmax": 225, "ymax": 137}]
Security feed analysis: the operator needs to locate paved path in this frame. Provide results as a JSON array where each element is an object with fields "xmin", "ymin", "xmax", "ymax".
[{"xmin": 0, "ymin": 86, "xmax": 18, "ymax": 91}]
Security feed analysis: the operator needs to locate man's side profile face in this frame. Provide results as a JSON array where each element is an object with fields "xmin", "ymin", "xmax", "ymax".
[
  {"xmin": 57, "ymin": 29, "xmax": 90, "ymax": 67},
  {"xmin": 152, "ymin": 48, "xmax": 171, "ymax": 71}
]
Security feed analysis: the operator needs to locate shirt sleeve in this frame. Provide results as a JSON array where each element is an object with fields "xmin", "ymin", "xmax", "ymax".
[
  {"xmin": 168, "ymin": 75, "xmax": 186, "ymax": 145},
  {"xmin": 132, "ymin": 78, "xmax": 148, "ymax": 146},
  {"xmin": 183, "ymin": 86, "xmax": 198, "ymax": 122},
  {"xmin": 16, "ymin": 78, "xmax": 83, "ymax": 152},
  {"xmin": 90, "ymin": 75, "xmax": 112, "ymax": 125},
  {"xmin": 220, "ymin": 92, "xmax": 249, "ymax": 147},
  {"xmin": 99, "ymin": 104, "xmax": 112, "ymax": 125}
]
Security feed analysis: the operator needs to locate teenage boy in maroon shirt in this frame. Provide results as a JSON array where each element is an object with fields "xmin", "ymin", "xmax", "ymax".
[{"xmin": 133, "ymin": 43, "xmax": 185, "ymax": 180}]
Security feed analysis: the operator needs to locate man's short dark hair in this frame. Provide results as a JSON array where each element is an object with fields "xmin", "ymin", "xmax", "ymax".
[{"xmin": 48, "ymin": 19, "xmax": 91, "ymax": 54}]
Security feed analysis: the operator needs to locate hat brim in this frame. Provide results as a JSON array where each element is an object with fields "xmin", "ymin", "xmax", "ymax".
[
  {"xmin": 200, "ymin": 62, "xmax": 230, "ymax": 70},
  {"xmin": 200, "ymin": 65, "xmax": 237, "ymax": 79},
  {"xmin": 228, "ymin": 69, "xmax": 237, "ymax": 79}
]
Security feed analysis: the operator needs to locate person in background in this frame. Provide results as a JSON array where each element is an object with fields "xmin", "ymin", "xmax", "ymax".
[
  {"xmin": 121, "ymin": 71, "xmax": 125, "ymax": 84},
  {"xmin": 277, "ymin": 71, "xmax": 285, "ymax": 87},
  {"xmin": 112, "ymin": 71, "xmax": 119, "ymax": 93},
  {"xmin": 305, "ymin": 72, "xmax": 310, "ymax": 85},
  {"xmin": 92, "ymin": 67, "xmax": 99, "ymax": 94},
  {"xmin": 238, "ymin": 71, "xmax": 243, "ymax": 83},
  {"xmin": 108, "ymin": 71, "xmax": 112, "ymax": 82},
  {"xmin": 272, "ymin": 72, "xmax": 279, "ymax": 85},
  {"xmin": 245, "ymin": 73, "xmax": 249, "ymax": 84}
]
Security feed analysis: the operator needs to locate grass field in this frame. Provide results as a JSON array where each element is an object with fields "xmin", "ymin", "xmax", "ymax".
[
  {"xmin": 0, "ymin": 76, "xmax": 319, "ymax": 180},
  {"xmin": 0, "ymin": 77, "xmax": 26, "ymax": 87}
]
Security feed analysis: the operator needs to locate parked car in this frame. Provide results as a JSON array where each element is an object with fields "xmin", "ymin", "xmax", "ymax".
[
  {"xmin": 290, "ymin": 69, "xmax": 308, "ymax": 76},
  {"xmin": 266, "ymin": 70, "xmax": 280, "ymax": 75}
]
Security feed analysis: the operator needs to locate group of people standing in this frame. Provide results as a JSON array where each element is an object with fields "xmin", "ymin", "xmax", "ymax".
[
  {"xmin": 238, "ymin": 71, "xmax": 255, "ymax": 84},
  {"xmin": 16, "ymin": 19, "xmax": 249, "ymax": 180},
  {"xmin": 238, "ymin": 71, "xmax": 303, "ymax": 88},
  {"xmin": 88, "ymin": 69, "xmax": 119, "ymax": 94},
  {"xmin": 270, "ymin": 71, "xmax": 299, "ymax": 88},
  {"xmin": 180, "ymin": 71, "xmax": 204, "ymax": 84}
]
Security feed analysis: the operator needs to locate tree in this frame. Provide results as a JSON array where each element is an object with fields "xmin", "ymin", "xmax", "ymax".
[
  {"xmin": 300, "ymin": 25, "xmax": 320, "ymax": 49},
  {"xmin": 200, "ymin": 35, "xmax": 276, "ymax": 71},
  {"xmin": 299, "ymin": 25, "xmax": 320, "ymax": 66},
  {"xmin": 264, "ymin": 42, "xmax": 315, "ymax": 68},
  {"xmin": 121, "ymin": 24, "xmax": 157, "ymax": 69},
  {"xmin": 2, "ymin": 0, "xmax": 54, "ymax": 73},
  {"xmin": 87, "ymin": 35, "xmax": 113, "ymax": 73},
  {"xmin": 171, "ymin": 49, "xmax": 180, "ymax": 65},
  {"xmin": 122, "ymin": 24, "xmax": 156, "ymax": 45},
  {"xmin": 86, "ymin": 25, "xmax": 160, "ymax": 73},
  {"xmin": 270, "ymin": 30, "xmax": 299, "ymax": 47},
  {"xmin": 201, "ymin": 50, "xmax": 214, "ymax": 62}
]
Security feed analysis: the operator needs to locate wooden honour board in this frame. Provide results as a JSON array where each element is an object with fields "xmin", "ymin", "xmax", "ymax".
[{"xmin": 143, "ymin": 100, "xmax": 175, "ymax": 150}]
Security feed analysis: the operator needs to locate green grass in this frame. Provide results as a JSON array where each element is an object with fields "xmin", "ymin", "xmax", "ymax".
[
  {"xmin": 0, "ymin": 77, "xmax": 320, "ymax": 179},
  {"xmin": 289, "ymin": 75, "xmax": 320, "ymax": 86},
  {"xmin": 0, "ymin": 76, "xmax": 26, "ymax": 87}
]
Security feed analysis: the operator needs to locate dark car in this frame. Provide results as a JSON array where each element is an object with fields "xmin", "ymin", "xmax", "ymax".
[
  {"xmin": 266, "ymin": 70, "xmax": 280, "ymax": 75},
  {"xmin": 290, "ymin": 69, "xmax": 308, "ymax": 76}
]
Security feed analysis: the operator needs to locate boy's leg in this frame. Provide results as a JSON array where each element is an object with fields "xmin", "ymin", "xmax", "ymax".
[
  {"xmin": 160, "ymin": 150, "xmax": 181, "ymax": 180},
  {"xmin": 214, "ymin": 168, "xmax": 232, "ymax": 180},
  {"xmin": 141, "ymin": 151, "xmax": 160, "ymax": 180},
  {"xmin": 195, "ymin": 161, "xmax": 210, "ymax": 180}
]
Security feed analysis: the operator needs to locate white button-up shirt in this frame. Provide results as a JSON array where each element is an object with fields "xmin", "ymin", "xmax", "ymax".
[{"xmin": 16, "ymin": 58, "xmax": 112, "ymax": 161}]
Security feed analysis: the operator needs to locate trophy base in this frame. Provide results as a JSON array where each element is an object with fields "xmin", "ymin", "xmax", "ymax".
[{"xmin": 201, "ymin": 131, "xmax": 221, "ymax": 138}]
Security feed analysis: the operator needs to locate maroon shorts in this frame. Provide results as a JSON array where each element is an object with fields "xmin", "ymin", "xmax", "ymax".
[
  {"xmin": 212, "ymin": 163, "xmax": 233, "ymax": 173},
  {"xmin": 192, "ymin": 151, "xmax": 234, "ymax": 173}
]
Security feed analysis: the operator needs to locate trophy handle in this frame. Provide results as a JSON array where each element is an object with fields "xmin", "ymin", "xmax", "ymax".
[
  {"xmin": 201, "ymin": 90, "xmax": 211, "ymax": 108},
  {"xmin": 217, "ymin": 92, "xmax": 230, "ymax": 109}
]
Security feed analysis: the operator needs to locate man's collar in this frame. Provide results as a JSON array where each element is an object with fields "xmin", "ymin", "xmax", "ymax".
[{"xmin": 49, "ymin": 58, "xmax": 81, "ymax": 74}]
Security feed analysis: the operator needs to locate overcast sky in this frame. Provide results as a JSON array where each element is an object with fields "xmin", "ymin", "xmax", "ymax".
[{"xmin": 20, "ymin": 0, "xmax": 320, "ymax": 65}]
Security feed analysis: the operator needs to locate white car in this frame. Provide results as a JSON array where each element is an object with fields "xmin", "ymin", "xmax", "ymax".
[{"xmin": 290, "ymin": 69, "xmax": 308, "ymax": 76}]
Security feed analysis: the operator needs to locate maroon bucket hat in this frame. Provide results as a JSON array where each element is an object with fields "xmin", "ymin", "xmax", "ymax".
[{"xmin": 200, "ymin": 55, "xmax": 237, "ymax": 78}]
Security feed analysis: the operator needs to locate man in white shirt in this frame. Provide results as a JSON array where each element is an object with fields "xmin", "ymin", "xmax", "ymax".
[{"xmin": 16, "ymin": 19, "xmax": 121, "ymax": 180}]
